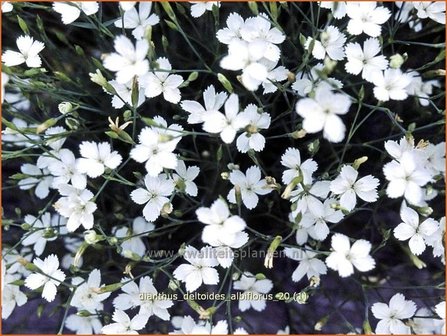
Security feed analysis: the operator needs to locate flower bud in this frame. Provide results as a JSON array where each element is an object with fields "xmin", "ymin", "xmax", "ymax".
[
  {"xmin": 389, "ymin": 53, "xmax": 406, "ymax": 69},
  {"xmin": 58, "ymin": 102, "xmax": 73, "ymax": 114},
  {"xmin": 217, "ymin": 73, "xmax": 233, "ymax": 93},
  {"xmin": 84, "ymin": 230, "xmax": 99, "ymax": 245},
  {"xmin": 161, "ymin": 202, "xmax": 173, "ymax": 218}
]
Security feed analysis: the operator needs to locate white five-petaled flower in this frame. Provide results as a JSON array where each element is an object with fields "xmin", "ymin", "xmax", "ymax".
[
  {"xmin": 101, "ymin": 310, "xmax": 148, "ymax": 335},
  {"xmin": 180, "ymin": 85, "xmax": 227, "ymax": 124},
  {"xmin": 296, "ymin": 87, "xmax": 351, "ymax": 143},
  {"xmin": 202, "ymin": 93, "xmax": 249, "ymax": 144},
  {"xmin": 394, "ymin": 203, "xmax": 439, "ymax": 255},
  {"xmin": 2, "ymin": 35, "xmax": 45, "ymax": 68},
  {"xmin": 189, "ymin": 1, "xmax": 220, "ymax": 18},
  {"xmin": 54, "ymin": 184, "xmax": 97, "ymax": 232},
  {"xmin": 173, "ymin": 160, "xmax": 200, "ymax": 197},
  {"xmin": 24, "ymin": 254, "xmax": 66, "ymax": 302},
  {"xmin": 114, "ymin": 217, "xmax": 155, "ymax": 258},
  {"xmin": 371, "ymin": 293, "xmax": 417, "ymax": 334},
  {"xmin": 142, "ymin": 57, "xmax": 183, "ymax": 104},
  {"xmin": 413, "ymin": 2, "xmax": 446, "ymax": 24},
  {"xmin": 114, "ymin": 2, "xmax": 159, "ymax": 40},
  {"xmin": 196, "ymin": 198, "xmax": 247, "ymax": 247},
  {"xmin": 383, "ymin": 151, "xmax": 432, "ymax": 205},
  {"xmin": 299, "ymin": 198, "xmax": 344, "ymax": 241},
  {"xmin": 236, "ymin": 104, "xmax": 271, "ymax": 153},
  {"xmin": 130, "ymin": 116, "xmax": 183, "ymax": 176},
  {"xmin": 77, "ymin": 141, "xmax": 122, "ymax": 178},
  {"xmin": 305, "ymin": 25, "xmax": 346, "ymax": 61},
  {"xmin": 281, "ymin": 147, "xmax": 318, "ymax": 185},
  {"xmin": 346, "ymin": 2, "xmax": 391, "ymax": 37},
  {"xmin": 103, "ymin": 35, "xmax": 149, "ymax": 84},
  {"xmin": 48, "ymin": 148, "xmax": 87, "ymax": 189},
  {"xmin": 233, "ymin": 272, "xmax": 273, "ymax": 312},
  {"xmin": 71, "ymin": 269, "xmax": 110, "ymax": 311},
  {"xmin": 319, "ymin": 1, "xmax": 347, "ymax": 19},
  {"xmin": 325, "ymin": 233, "xmax": 375, "ymax": 277},
  {"xmin": 228, "ymin": 166, "xmax": 272, "ymax": 209},
  {"xmin": 130, "ymin": 174, "xmax": 175, "ymax": 222},
  {"xmin": 113, "ymin": 276, "xmax": 173, "ymax": 321},
  {"xmin": 372, "ymin": 68, "xmax": 412, "ymax": 102},
  {"xmin": 52, "ymin": 2, "xmax": 99, "ymax": 24},
  {"xmin": 330, "ymin": 165, "xmax": 379, "ymax": 211},
  {"xmin": 173, "ymin": 245, "xmax": 219, "ymax": 292},
  {"xmin": 344, "ymin": 37, "xmax": 388, "ymax": 82},
  {"xmin": 18, "ymin": 163, "xmax": 52, "ymax": 199},
  {"xmin": 284, "ymin": 247, "xmax": 327, "ymax": 282}
]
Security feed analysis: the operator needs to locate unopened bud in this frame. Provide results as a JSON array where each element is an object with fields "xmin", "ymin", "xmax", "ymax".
[{"xmin": 58, "ymin": 102, "xmax": 73, "ymax": 114}]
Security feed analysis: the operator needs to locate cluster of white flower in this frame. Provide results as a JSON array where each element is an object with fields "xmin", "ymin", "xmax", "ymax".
[{"xmin": 217, "ymin": 13, "xmax": 288, "ymax": 92}]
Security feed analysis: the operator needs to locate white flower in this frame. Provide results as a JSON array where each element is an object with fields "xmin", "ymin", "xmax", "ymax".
[
  {"xmin": 76, "ymin": 141, "xmax": 122, "ymax": 178},
  {"xmin": 325, "ymin": 233, "xmax": 375, "ymax": 277},
  {"xmin": 383, "ymin": 152, "xmax": 432, "ymax": 205},
  {"xmin": 296, "ymin": 87, "xmax": 351, "ymax": 143},
  {"xmin": 103, "ymin": 35, "xmax": 149, "ymax": 84},
  {"xmin": 52, "ymin": 2, "xmax": 99, "ymax": 25},
  {"xmin": 54, "ymin": 184, "xmax": 97, "ymax": 231},
  {"xmin": 130, "ymin": 174, "xmax": 175, "ymax": 222},
  {"xmin": 18, "ymin": 163, "xmax": 52, "ymax": 199},
  {"xmin": 281, "ymin": 147, "xmax": 318, "ymax": 185},
  {"xmin": 142, "ymin": 57, "xmax": 183, "ymax": 104},
  {"xmin": 114, "ymin": 2, "xmax": 159, "ymax": 40},
  {"xmin": 114, "ymin": 217, "xmax": 155, "ymax": 258},
  {"xmin": 330, "ymin": 165, "xmax": 379, "ymax": 211},
  {"xmin": 344, "ymin": 38, "xmax": 388, "ymax": 82},
  {"xmin": 101, "ymin": 310, "xmax": 148, "ymax": 334},
  {"xmin": 173, "ymin": 245, "xmax": 219, "ymax": 292},
  {"xmin": 71, "ymin": 269, "xmax": 111, "ymax": 311},
  {"xmin": 173, "ymin": 160, "xmax": 200, "ymax": 197},
  {"xmin": 2, "ymin": 1, "xmax": 13, "ymax": 12},
  {"xmin": 371, "ymin": 293, "xmax": 417, "ymax": 334},
  {"xmin": 300, "ymin": 198, "xmax": 344, "ymax": 241},
  {"xmin": 394, "ymin": 204, "xmax": 439, "ymax": 255},
  {"xmin": 413, "ymin": 2, "xmax": 446, "ymax": 24},
  {"xmin": 290, "ymin": 180, "xmax": 331, "ymax": 217},
  {"xmin": 233, "ymin": 272, "xmax": 273, "ymax": 312},
  {"xmin": 180, "ymin": 85, "xmax": 227, "ymax": 124},
  {"xmin": 2, "ymin": 118, "xmax": 38, "ymax": 147},
  {"xmin": 21, "ymin": 213, "xmax": 66, "ymax": 256},
  {"xmin": 2, "ymin": 273, "xmax": 27, "ymax": 319},
  {"xmin": 405, "ymin": 71, "xmax": 440, "ymax": 106},
  {"xmin": 319, "ymin": 2, "xmax": 347, "ymax": 19},
  {"xmin": 130, "ymin": 116, "xmax": 183, "ymax": 176},
  {"xmin": 202, "ymin": 93, "xmax": 249, "ymax": 143},
  {"xmin": 305, "ymin": 26, "xmax": 346, "ymax": 61},
  {"xmin": 216, "ymin": 13, "xmax": 244, "ymax": 45},
  {"xmin": 48, "ymin": 148, "xmax": 87, "ymax": 189},
  {"xmin": 171, "ymin": 315, "xmax": 228, "ymax": 334},
  {"xmin": 261, "ymin": 60, "xmax": 289, "ymax": 94},
  {"xmin": 236, "ymin": 105, "xmax": 270, "ymax": 153},
  {"xmin": 227, "ymin": 166, "xmax": 272, "ymax": 209},
  {"xmin": 189, "ymin": 2, "xmax": 220, "ymax": 18},
  {"xmin": 372, "ymin": 69, "xmax": 412, "ymax": 101},
  {"xmin": 412, "ymin": 307, "xmax": 444, "ymax": 334},
  {"xmin": 239, "ymin": 14, "xmax": 285, "ymax": 62},
  {"xmin": 284, "ymin": 247, "xmax": 327, "ymax": 282},
  {"xmin": 346, "ymin": 2, "xmax": 391, "ymax": 37},
  {"xmin": 2, "ymin": 35, "xmax": 45, "ymax": 68},
  {"xmin": 24, "ymin": 254, "xmax": 66, "ymax": 302},
  {"xmin": 435, "ymin": 301, "xmax": 446, "ymax": 334},
  {"xmin": 113, "ymin": 276, "xmax": 173, "ymax": 321},
  {"xmin": 65, "ymin": 314, "xmax": 103, "ymax": 334},
  {"xmin": 196, "ymin": 198, "xmax": 247, "ymax": 247}
]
